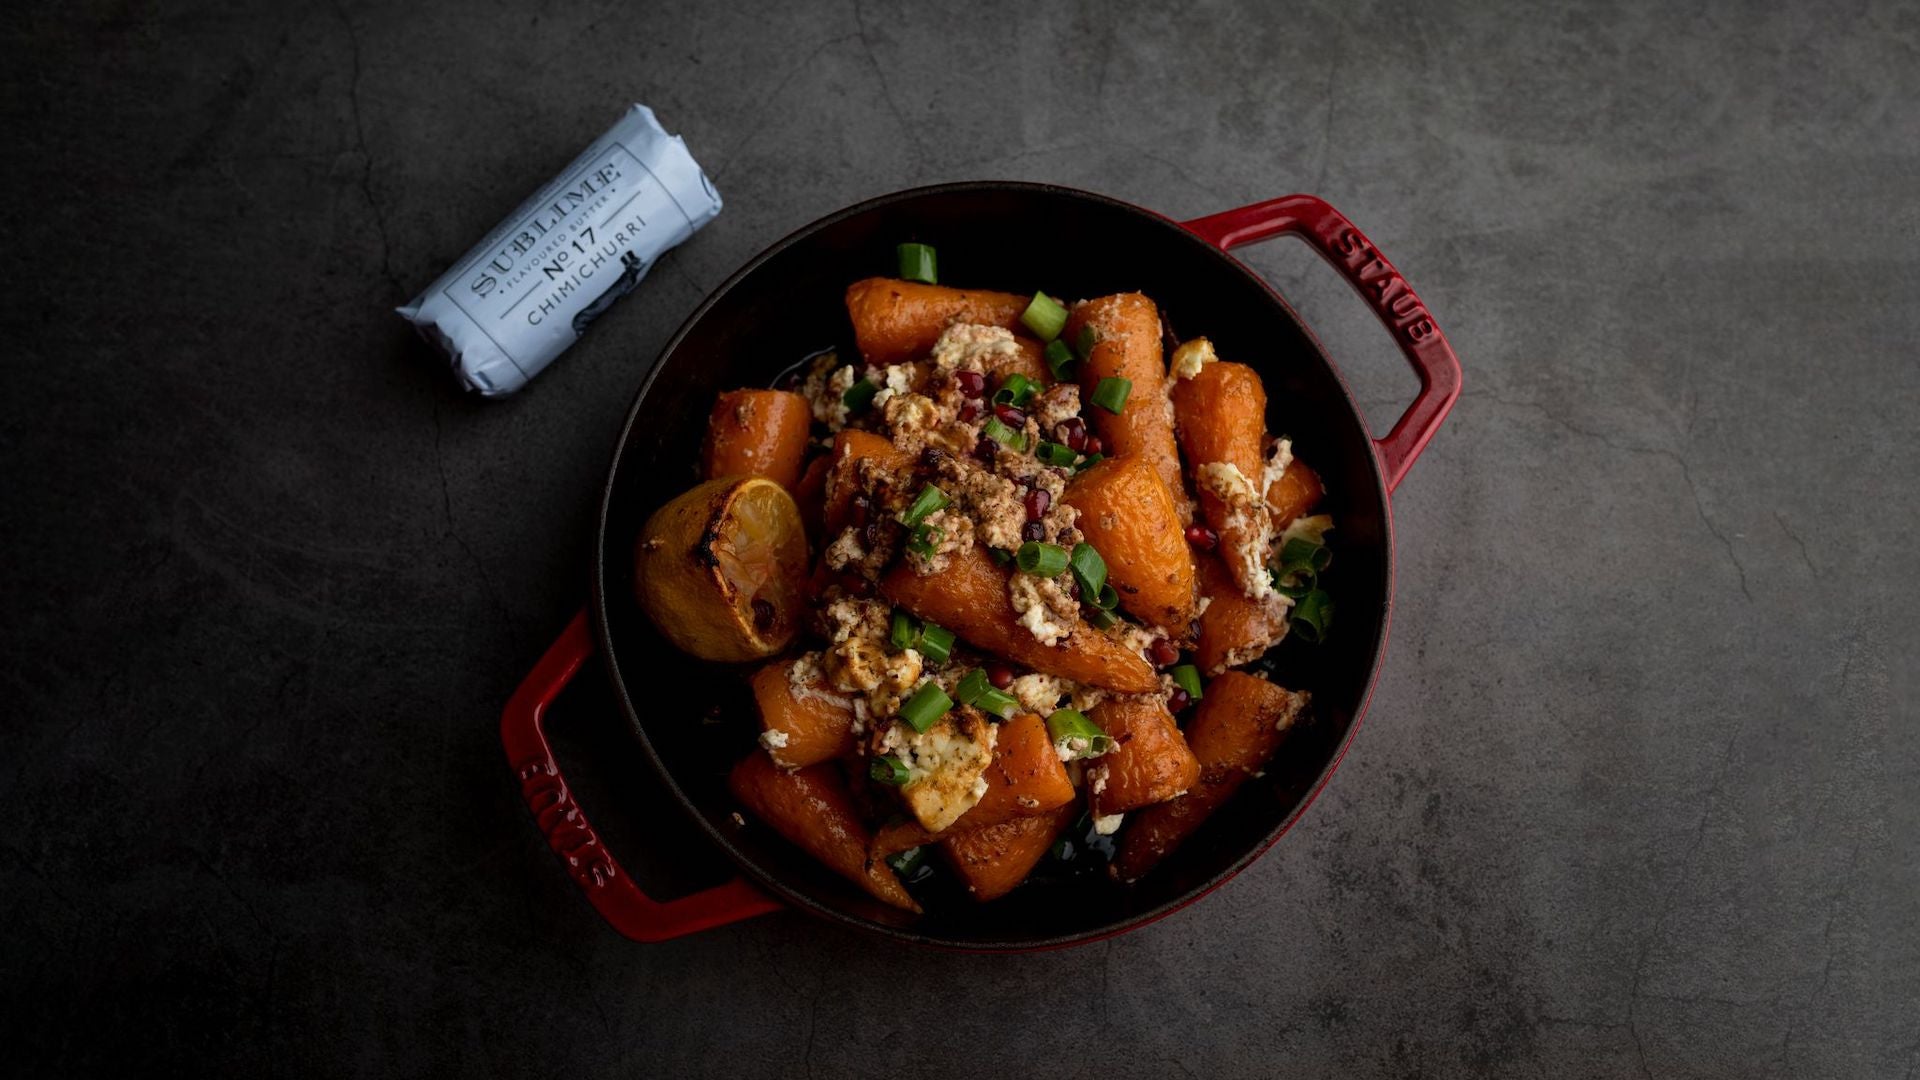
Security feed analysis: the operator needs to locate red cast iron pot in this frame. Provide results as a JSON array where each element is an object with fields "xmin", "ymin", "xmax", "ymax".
[{"xmin": 502, "ymin": 183, "xmax": 1461, "ymax": 950}]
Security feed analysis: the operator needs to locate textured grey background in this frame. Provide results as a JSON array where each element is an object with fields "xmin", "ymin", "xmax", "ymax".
[{"xmin": 3, "ymin": 1, "xmax": 1915, "ymax": 1077}]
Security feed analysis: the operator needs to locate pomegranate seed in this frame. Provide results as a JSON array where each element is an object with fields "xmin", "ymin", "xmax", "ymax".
[
  {"xmin": 1083, "ymin": 435, "xmax": 1103, "ymax": 456},
  {"xmin": 1148, "ymin": 638, "xmax": 1180, "ymax": 667},
  {"xmin": 993, "ymin": 404, "xmax": 1025, "ymax": 428},
  {"xmin": 955, "ymin": 370, "xmax": 986, "ymax": 397},
  {"xmin": 1058, "ymin": 417, "xmax": 1087, "ymax": 451},
  {"xmin": 1022, "ymin": 520, "xmax": 1046, "ymax": 542},
  {"xmin": 959, "ymin": 401, "xmax": 983, "ymax": 423},
  {"xmin": 1024, "ymin": 488, "xmax": 1051, "ymax": 521},
  {"xmin": 987, "ymin": 664, "xmax": 1015, "ymax": 689},
  {"xmin": 1185, "ymin": 524, "xmax": 1218, "ymax": 550},
  {"xmin": 1168, "ymin": 687, "xmax": 1192, "ymax": 713},
  {"xmin": 973, "ymin": 436, "xmax": 999, "ymax": 463}
]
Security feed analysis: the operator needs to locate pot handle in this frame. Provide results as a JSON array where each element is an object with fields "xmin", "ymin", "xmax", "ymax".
[
  {"xmin": 501, "ymin": 609, "xmax": 781, "ymax": 941},
  {"xmin": 1182, "ymin": 195, "xmax": 1462, "ymax": 492}
]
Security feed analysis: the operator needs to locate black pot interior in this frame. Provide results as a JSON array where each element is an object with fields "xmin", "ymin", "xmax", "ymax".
[{"xmin": 595, "ymin": 183, "xmax": 1391, "ymax": 949}]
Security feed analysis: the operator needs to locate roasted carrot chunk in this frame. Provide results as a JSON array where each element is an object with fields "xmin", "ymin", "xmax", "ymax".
[
  {"xmin": 1112, "ymin": 672, "xmax": 1307, "ymax": 882},
  {"xmin": 1171, "ymin": 359, "xmax": 1272, "ymax": 597},
  {"xmin": 879, "ymin": 546, "xmax": 1159, "ymax": 693},
  {"xmin": 1086, "ymin": 696, "xmax": 1200, "ymax": 819},
  {"xmin": 821, "ymin": 429, "xmax": 914, "ymax": 536},
  {"xmin": 1265, "ymin": 456, "xmax": 1324, "ymax": 530},
  {"xmin": 1063, "ymin": 455, "xmax": 1197, "ymax": 634},
  {"xmin": 1192, "ymin": 554, "xmax": 1289, "ymax": 675},
  {"xmin": 750, "ymin": 658, "xmax": 856, "ymax": 768},
  {"xmin": 942, "ymin": 803, "xmax": 1078, "ymax": 902},
  {"xmin": 792, "ymin": 453, "xmax": 832, "ymax": 544},
  {"xmin": 728, "ymin": 753, "xmax": 919, "ymax": 912},
  {"xmin": 846, "ymin": 278, "xmax": 1033, "ymax": 365},
  {"xmin": 702, "ymin": 389, "xmax": 812, "ymax": 491},
  {"xmin": 1066, "ymin": 293, "xmax": 1185, "ymax": 513}
]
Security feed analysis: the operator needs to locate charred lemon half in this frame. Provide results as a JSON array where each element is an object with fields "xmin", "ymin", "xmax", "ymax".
[{"xmin": 633, "ymin": 476, "xmax": 808, "ymax": 662}]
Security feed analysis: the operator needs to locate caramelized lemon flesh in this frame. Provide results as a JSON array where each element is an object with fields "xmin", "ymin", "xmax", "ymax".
[{"xmin": 634, "ymin": 477, "xmax": 808, "ymax": 662}]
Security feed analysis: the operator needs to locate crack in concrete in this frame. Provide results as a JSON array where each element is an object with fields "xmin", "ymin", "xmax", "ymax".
[
  {"xmin": 852, "ymin": 0, "xmax": 925, "ymax": 180},
  {"xmin": 1467, "ymin": 388, "xmax": 1752, "ymax": 601},
  {"xmin": 330, "ymin": 0, "xmax": 402, "ymax": 299},
  {"xmin": 711, "ymin": 32, "xmax": 861, "ymax": 182},
  {"xmin": 1774, "ymin": 511, "xmax": 1817, "ymax": 577},
  {"xmin": 1779, "ymin": 843, "xmax": 1859, "ymax": 1068}
]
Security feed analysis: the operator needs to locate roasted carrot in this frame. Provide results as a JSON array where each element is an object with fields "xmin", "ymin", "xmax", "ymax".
[
  {"xmin": 1085, "ymin": 696, "xmax": 1201, "ymax": 819},
  {"xmin": 845, "ymin": 278, "xmax": 1032, "ymax": 365},
  {"xmin": 1171, "ymin": 359, "xmax": 1271, "ymax": 597},
  {"xmin": 750, "ymin": 658, "xmax": 856, "ymax": 768},
  {"xmin": 942, "ymin": 803, "xmax": 1078, "ymax": 902},
  {"xmin": 1066, "ymin": 294, "xmax": 1185, "ymax": 514},
  {"xmin": 1265, "ymin": 456, "xmax": 1324, "ymax": 530},
  {"xmin": 821, "ymin": 429, "xmax": 913, "ymax": 535},
  {"xmin": 728, "ymin": 753, "xmax": 919, "ymax": 912},
  {"xmin": 880, "ymin": 545, "xmax": 1159, "ymax": 693},
  {"xmin": 1112, "ymin": 672, "xmax": 1307, "ymax": 882},
  {"xmin": 792, "ymin": 453, "xmax": 832, "ymax": 544},
  {"xmin": 1192, "ymin": 553, "xmax": 1289, "ymax": 675},
  {"xmin": 1063, "ymin": 455, "xmax": 1196, "ymax": 634},
  {"xmin": 869, "ymin": 712, "xmax": 1077, "ymax": 856},
  {"xmin": 702, "ymin": 389, "xmax": 812, "ymax": 491}
]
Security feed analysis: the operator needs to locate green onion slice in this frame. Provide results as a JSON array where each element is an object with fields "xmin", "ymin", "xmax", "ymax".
[
  {"xmin": 1279, "ymin": 537, "xmax": 1332, "ymax": 574},
  {"xmin": 843, "ymin": 378, "xmax": 879, "ymax": 413},
  {"xmin": 1290, "ymin": 589, "xmax": 1333, "ymax": 643},
  {"xmin": 890, "ymin": 609, "xmax": 917, "ymax": 650},
  {"xmin": 899, "ymin": 483, "xmax": 952, "ymax": 527},
  {"xmin": 1275, "ymin": 570, "xmax": 1316, "ymax": 599},
  {"xmin": 992, "ymin": 373, "xmax": 1037, "ymax": 408},
  {"xmin": 1044, "ymin": 339, "xmax": 1075, "ymax": 380},
  {"xmin": 1091, "ymin": 376, "xmax": 1132, "ymax": 414},
  {"xmin": 1068, "ymin": 542, "xmax": 1108, "ymax": 598},
  {"xmin": 990, "ymin": 547, "xmax": 1013, "ymax": 565},
  {"xmin": 1020, "ymin": 292, "xmax": 1069, "ymax": 341},
  {"xmin": 953, "ymin": 669, "xmax": 991, "ymax": 706},
  {"xmin": 1074, "ymin": 452, "xmax": 1105, "ymax": 472},
  {"xmin": 900, "ymin": 681, "xmax": 953, "ymax": 732},
  {"xmin": 906, "ymin": 523, "xmax": 943, "ymax": 557},
  {"xmin": 1046, "ymin": 708, "xmax": 1114, "ymax": 758},
  {"xmin": 885, "ymin": 844, "xmax": 927, "ymax": 877},
  {"xmin": 1171, "ymin": 664, "xmax": 1204, "ymax": 700},
  {"xmin": 1074, "ymin": 324, "xmax": 1097, "ymax": 360},
  {"xmin": 1015, "ymin": 541, "xmax": 1070, "ymax": 577},
  {"xmin": 981, "ymin": 416, "xmax": 1027, "ymax": 451},
  {"xmin": 1036, "ymin": 441, "xmax": 1078, "ymax": 467},
  {"xmin": 1090, "ymin": 582, "xmax": 1120, "ymax": 612},
  {"xmin": 954, "ymin": 669, "xmax": 1019, "ymax": 719},
  {"xmin": 870, "ymin": 755, "xmax": 912, "ymax": 785},
  {"xmin": 896, "ymin": 242, "xmax": 937, "ymax": 285},
  {"xmin": 1088, "ymin": 607, "xmax": 1119, "ymax": 629},
  {"xmin": 916, "ymin": 622, "xmax": 955, "ymax": 666}
]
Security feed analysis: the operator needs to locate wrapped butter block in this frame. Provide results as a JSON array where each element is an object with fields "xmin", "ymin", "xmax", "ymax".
[{"xmin": 397, "ymin": 104, "xmax": 721, "ymax": 396}]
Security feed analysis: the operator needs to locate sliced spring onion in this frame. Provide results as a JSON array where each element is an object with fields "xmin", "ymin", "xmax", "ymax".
[
  {"xmin": 1171, "ymin": 664, "xmax": 1204, "ymax": 699},
  {"xmin": 886, "ymin": 844, "xmax": 927, "ymax": 877},
  {"xmin": 1088, "ymin": 607, "xmax": 1119, "ymax": 629},
  {"xmin": 1015, "ymin": 541, "xmax": 1069, "ymax": 577},
  {"xmin": 1275, "ymin": 569, "xmax": 1316, "ymax": 599},
  {"xmin": 1074, "ymin": 452, "xmax": 1105, "ymax": 472},
  {"xmin": 981, "ymin": 416, "xmax": 1026, "ymax": 451},
  {"xmin": 1035, "ymin": 441, "xmax": 1078, "ymax": 467},
  {"xmin": 953, "ymin": 668, "xmax": 991, "ymax": 706},
  {"xmin": 916, "ymin": 622, "xmax": 955, "ymax": 665},
  {"xmin": 906, "ymin": 523, "xmax": 943, "ymax": 557},
  {"xmin": 1089, "ymin": 582, "xmax": 1120, "ymax": 612},
  {"xmin": 842, "ymin": 378, "xmax": 879, "ymax": 413},
  {"xmin": 990, "ymin": 547, "xmax": 1013, "ymax": 565},
  {"xmin": 992, "ymin": 373, "xmax": 1037, "ymax": 408},
  {"xmin": 1091, "ymin": 376, "xmax": 1132, "ymax": 414},
  {"xmin": 898, "ymin": 483, "xmax": 952, "ymax": 527},
  {"xmin": 900, "ymin": 681, "xmax": 953, "ymax": 732},
  {"xmin": 1068, "ymin": 542, "xmax": 1108, "ymax": 598},
  {"xmin": 896, "ymin": 242, "xmax": 937, "ymax": 284},
  {"xmin": 1290, "ymin": 588, "xmax": 1333, "ymax": 643},
  {"xmin": 1074, "ymin": 324, "xmax": 1097, "ymax": 360},
  {"xmin": 870, "ymin": 755, "xmax": 912, "ymax": 785},
  {"xmin": 1046, "ymin": 708, "xmax": 1114, "ymax": 758},
  {"xmin": 1279, "ymin": 537, "xmax": 1332, "ymax": 574},
  {"xmin": 890, "ymin": 609, "xmax": 917, "ymax": 651},
  {"xmin": 1044, "ymin": 339, "xmax": 1075, "ymax": 380},
  {"xmin": 1020, "ymin": 291, "xmax": 1069, "ymax": 341}
]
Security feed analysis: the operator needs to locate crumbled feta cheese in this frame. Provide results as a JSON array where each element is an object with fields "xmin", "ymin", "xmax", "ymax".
[
  {"xmin": 731, "ymin": 812, "xmax": 746, "ymax": 826},
  {"xmin": 1007, "ymin": 673, "xmax": 1065, "ymax": 715},
  {"xmin": 895, "ymin": 713, "xmax": 998, "ymax": 832},
  {"xmin": 1263, "ymin": 437, "xmax": 1295, "ymax": 498},
  {"xmin": 870, "ymin": 363, "xmax": 917, "ymax": 408},
  {"xmin": 1009, "ymin": 573, "xmax": 1074, "ymax": 646},
  {"xmin": 929, "ymin": 323, "xmax": 1020, "ymax": 372},
  {"xmin": 1277, "ymin": 512, "xmax": 1335, "ymax": 549},
  {"xmin": 808, "ymin": 363, "xmax": 856, "ymax": 429},
  {"xmin": 1032, "ymin": 383, "xmax": 1082, "ymax": 431},
  {"xmin": 1170, "ymin": 336, "xmax": 1217, "ymax": 379},
  {"xmin": 823, "ymin": 527, "xmax": 866, "ymax": 571},
  {"xmin": 1199, "ymin": 461, "xmax": 1276, "ymax": 601},
  {"xmin": 758, "ymin": 729, "xmax": 790, "ymax": 750},
  {"xmin": 1092, "ymin": 812, "xmax": 1124, "ymax": 835},
  {"xmin": 1090, "ymin": 766, "xmax": 1109, "ymax": 795}
]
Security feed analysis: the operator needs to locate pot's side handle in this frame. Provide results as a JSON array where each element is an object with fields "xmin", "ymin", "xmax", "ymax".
[
  {"xmin": 501, "ymin": 610, "xmax": 781, "ymax": 941},
  {"xmin": 1182, "ymin": 195, "xmax": 1462, "ymax": 493}
]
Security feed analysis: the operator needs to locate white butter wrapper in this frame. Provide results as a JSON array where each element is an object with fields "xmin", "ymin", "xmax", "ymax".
[{"xmin": 397, "ymin": 104, "xmax": 721, "ymax": 396}]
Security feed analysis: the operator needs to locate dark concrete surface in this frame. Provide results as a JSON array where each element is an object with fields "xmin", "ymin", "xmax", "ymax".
[{"xmin": 3, "ymin": 1, "xmax": 1915, "ymax": 1076}]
